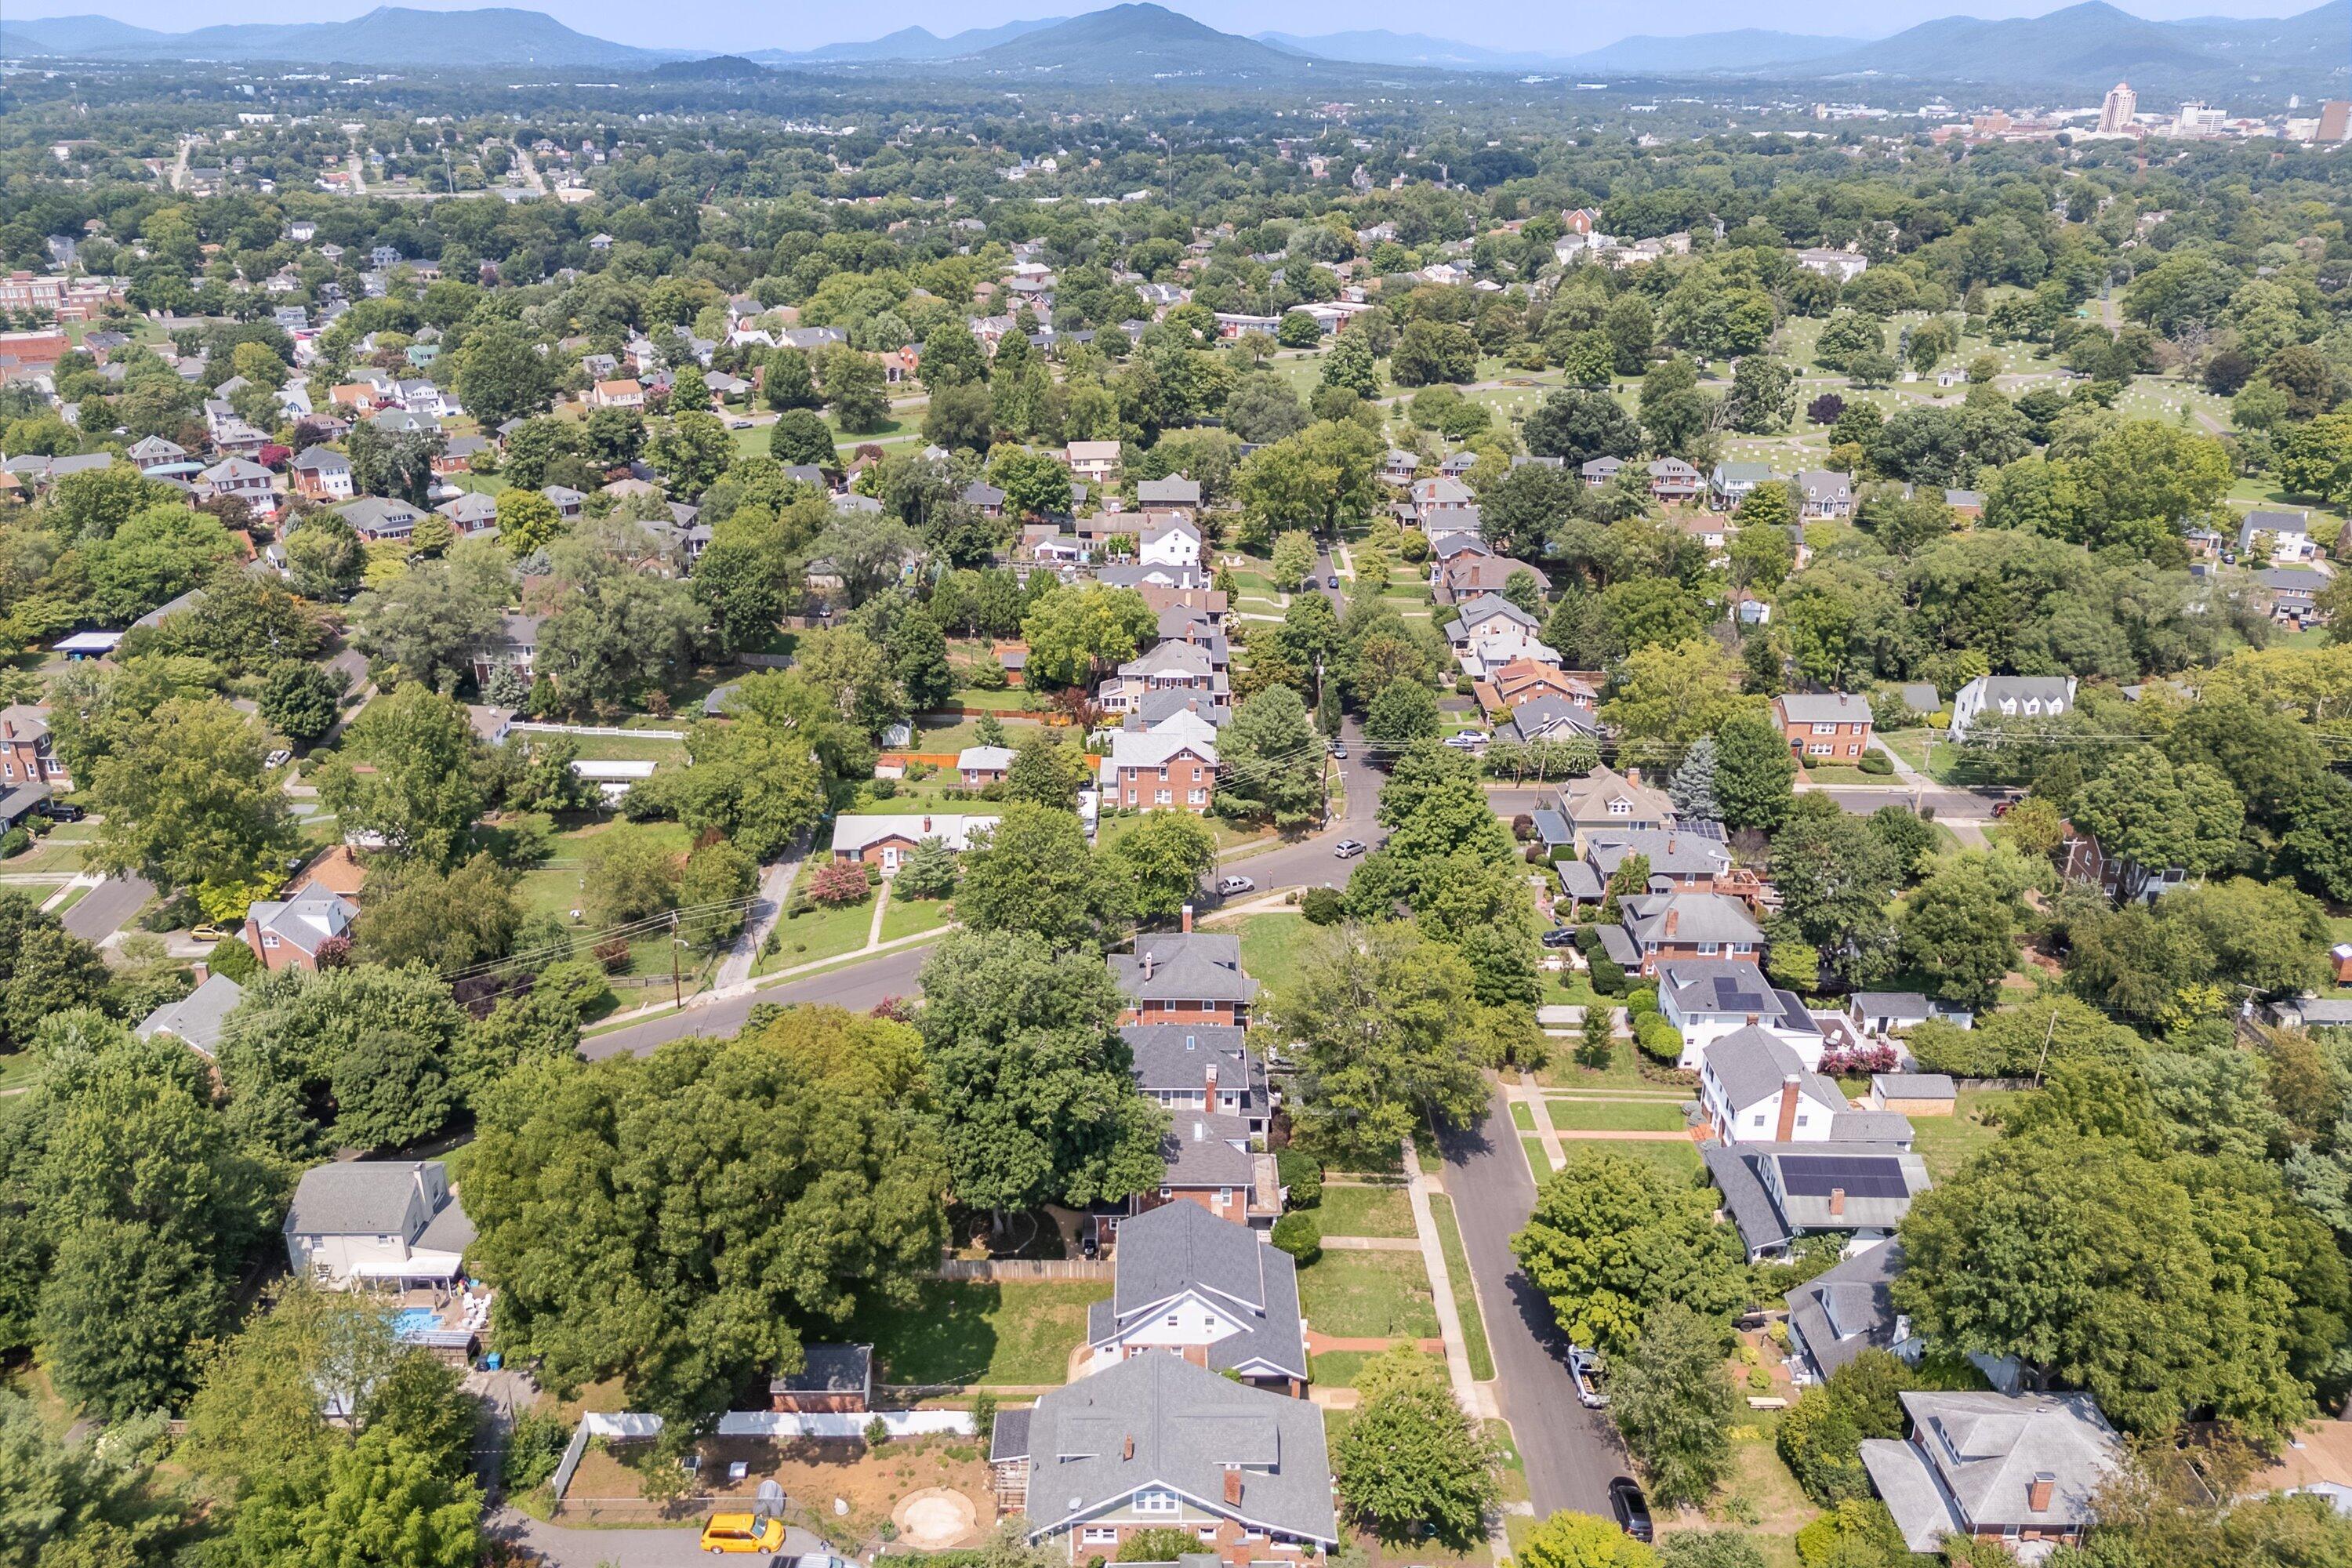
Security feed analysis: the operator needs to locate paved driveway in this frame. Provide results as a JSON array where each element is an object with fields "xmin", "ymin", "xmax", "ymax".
[
  {"xmin": 1436, "ymin": 1083, "xmax": 1624, "ymax": 1519},
  {"xmin": 63, "ymin": 873, "xmax": 153, "ymax": 943}
]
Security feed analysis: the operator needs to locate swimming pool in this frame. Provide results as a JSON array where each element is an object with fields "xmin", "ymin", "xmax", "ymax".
[{"xmin": 390, "ymin": 1308, "xmax": 440, "ymax": 1338}]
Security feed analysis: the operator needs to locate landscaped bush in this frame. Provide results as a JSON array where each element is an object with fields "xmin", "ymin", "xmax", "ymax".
[
  {"xmin": 808, "ymin": 859, "xmax": 873, "ymax": 906},
  {"xmin": 1300, "ymin": 887, "xmax": 1345, "ymax": 925},
  {"xmin": 1511, "ymin": 814, "xmax": 1535, "ymax": 841},
  {"xmin": 1817, "ymin": 1046, "xmax": 1898, "ymax": 1077},
  {"xmin": 1270, "ymin": 1209, "xmax": 1321, "ymax": 1265},
  {"xmin": 0, "ymin": 828, "xmax": 25, "ymax": 859},
  {"xmin": 869, "ymin": 777, "xmax": 899, "ymax": 799},
  {"xmin": 1634, "ymin": 1014, "xmax": 1684, "ymax": 1063},
  {"xmin": 1588, "ymin": 953, "xmax": 1628, "ymax": 996},
  {"xmin": 1276, "ymin": 1148, "xmax": 1323, "ymax": 1209},
  {"xmin": 1857, "ymin": 750, "xmax": 1893, "ymax": 775}
]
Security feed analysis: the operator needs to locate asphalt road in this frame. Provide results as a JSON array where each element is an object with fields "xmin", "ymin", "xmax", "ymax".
[
  {"xmin": 492, "ymin": 1512, "xmax": 829, "ymax": 1568},
  {"xmin": 581, "ymin": 942, "xmax": 933, "ymax": 1060},
  {"xmin": 1436, "ymin": 1084, "xmax": 1624, "ymax": 1520},
  {"xmin": 64, "ymin": 873, "xmax": 154, "ymax": 943}
]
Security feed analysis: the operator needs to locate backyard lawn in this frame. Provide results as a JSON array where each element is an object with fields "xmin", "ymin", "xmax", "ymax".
[
  {"xmin": 1907, "ymin": 1087, "xmax": 2024, "ymax": 1181},
  {"xmin": 845, "ymin": 1279, "xmax": 1110, "ymax": 1387},
  {"xmin": 1233, "ymin": 912, "xmax": 1315, "ymax": 1007},
  {"xmin": 1296, "ymin": 1250, "xmax": 1439, "ymax": 1341},
  {"xmin": 1544, "ymin": 1099, "xmax": 1689, "ymax": 1133},
  {"xmin": 1314, "ymin": 1182, "xmax": 1416, "ymax": 1239}
]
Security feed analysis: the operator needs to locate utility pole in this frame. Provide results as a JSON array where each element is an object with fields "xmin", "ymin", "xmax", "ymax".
[{"xmin": 669, "ymin": 910, "xmax": 683, "ymax": 1009}]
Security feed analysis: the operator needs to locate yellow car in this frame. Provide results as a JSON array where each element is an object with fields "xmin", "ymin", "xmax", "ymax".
[
  {"xmin": 699, "ymin": 1515, "xmax": 785, "ymax": 1554},
  {"xmin": 190, "ymin": 924, "xmax": 229, "ymax": 943}
]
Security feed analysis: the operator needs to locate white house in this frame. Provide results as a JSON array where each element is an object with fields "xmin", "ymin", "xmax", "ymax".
[
  {"xmin": 1138, "ymin": 514, "xmax": 1202, "ymax": 569},
  {"xmin": 1699, "ymin": 1028, "xmax": 1852, "ymax": 1144},
  {"xmin": 282, "ymin": 1160, "xmax": 475, "ymax": 1289},
  {"xmin": 1442, "ymin": 595, "xmax": 1558, "ymax": 679},
  {"xmin": 1948, "ymin": 675, "xmax": 2077, "ymax": 740},
  {"xmin": 1656, "ymin": 959, "xmax": 1825, "ymax": 1069},
  {"xmin": 1082, "ymin": 1200, "xmax": 1306, "ymax": 1392}
]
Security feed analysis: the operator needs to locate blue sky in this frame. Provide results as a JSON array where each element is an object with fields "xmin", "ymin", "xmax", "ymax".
[{"xmin": 9, "ymin": 0, "xmax": 2317, "ymax": 55}]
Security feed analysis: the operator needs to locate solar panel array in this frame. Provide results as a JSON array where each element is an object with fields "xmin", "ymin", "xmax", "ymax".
[{"xmin": 1778, "ymin": 1154, "xmax": 1910, "ymax": 1199}]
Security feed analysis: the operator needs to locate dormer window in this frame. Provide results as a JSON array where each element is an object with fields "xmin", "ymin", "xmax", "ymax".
[{"xmin": 1136, "ymin": 1490, "xmax": 1178, "ymax": 1514}]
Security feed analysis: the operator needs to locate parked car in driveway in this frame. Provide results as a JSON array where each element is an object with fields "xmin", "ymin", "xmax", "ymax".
[
  {"xmin": 1333, "ymin": 839, "xmax": 1367, "ymax": 858},
  {"xmin": 1441, "ymin": 731, "xmax": 1488, "ymax": 750},
  {"xmin": 1568, "ymin": 1345, "xmax": 1608, "ymax": 1406},
  {"xmin": 1609, "ymin": 1477, "xmax": 1652, "ymax": 1541},
  {"xmin": 1541, "ymin": 926, "xmax": 1579, "ymax": 949}
]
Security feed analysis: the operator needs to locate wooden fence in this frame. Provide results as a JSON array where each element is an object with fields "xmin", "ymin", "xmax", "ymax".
[{"xmin": 935, "ymin": 1258, "xmax": 1112, "ymax": 1282}]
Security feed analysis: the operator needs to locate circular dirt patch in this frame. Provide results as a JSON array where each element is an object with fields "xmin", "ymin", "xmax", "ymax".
[{"xmin": 893, "ymin": 1486, "xmax": 980, "ymax": 1549}]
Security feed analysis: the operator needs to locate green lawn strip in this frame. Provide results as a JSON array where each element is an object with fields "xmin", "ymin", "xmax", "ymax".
[
  {"xmin": 1486, "ymin": 1419, "xmax": 1527, "ymax": 1504},
  {"xmin": 1543, "ymin": 1099, "xmax": 1688, "ymax": 1133},
  {"xmin": 847, "ymin": 1279, "xmax": 1109, "ymax": 1386},
  {"xmin": 1426, "ymin": 1193, "xmax": 1497, "ymax": 1381},
  {"xmin": 1296, "ymin": 1250, "xmax": 1439, "ymax": 1341},
  {"xmin": 1907, "ymin": 1088, "xmax": 2025, "ymax": 1181},
  {"xmin": 1314, "ymin": 1182, "xmax": 1417, "ymax": 1239},
  {"xmin": 1521, "ymin": 1134, "xmax": 1555, "ymax": 1181},
  {"xmin": 1541, "ymin": 966, "xmax": 1601, "ymax": 1008},
  {"xmin": 1795, "ymin": 764, "xmax": 1881, "ymax": 787},
  {"xmin": 879, "ymin": 895, "xmax": 955, "ymax": 942},
  {"xmin": 1557, "ymin": 1134, "xmax": 1701, "ymax": 1181},
  {"xmin": 561, "ymin": 733, "xmax": 689, "ymax": 764},
  {"xmin": 1309, "ymin": 1351, "xmax": 1374, "ymax": 1388},
  {"xmin": 1509, "ymin": 1100, "xmax": 1537, "ymax": 1131}
]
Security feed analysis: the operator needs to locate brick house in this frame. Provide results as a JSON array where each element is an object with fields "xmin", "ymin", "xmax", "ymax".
[
  {"xmin": 289, "ymin": 445, "xmax": 355, "ymax": 501},
  {"xmin": 1597, "ymin": 891, "xmax": 1766, "ymax": 977},
  {"xmin": 1772, "ymin": 691, "xmax": 1875, "ymax": 761},
  {"xmin": 242, "ymin": 892, "xmax": 358, "ymax": 971},
  {"xmin": 1099, "ymin": 729, "xmax": 1218, "ymax": 813},
  {"xmin": 830, "ymin": 813, "xmax": 1000, "ymax": 873},
  {"xmin": 1110, "ymin": 927, "xmax": 1258, "ymax": 1027},
  {"xmin": 0, "ymin": 705, "xmax": 69, "ymax": 791}
]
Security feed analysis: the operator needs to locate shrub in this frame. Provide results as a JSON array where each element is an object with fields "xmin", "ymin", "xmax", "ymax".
[
  {"xmin": 1856, "ymin": 750, "xmax": 1893, "ymax": 776},
  {"xmin": 1277, "ymin": 1148, "xmax": 1323, "ymax": 1209},
  {"xmin": 0, "ymin": 828, "xmax": 25, "ymax": 858},
  {"xmin": 809, "ymin": 859, "xmax": 873, "ymax": 906},
  {"xmin": 1301, "ymin": 887, "xmax": 1346, "ymax": 925},
  {"xmin": 205, "ymin": 931, "xmax": 260, "ymax": 982},
  {"xmin": 1588, "ymin": 953, "xmax": 1628, "ymax": 996},
  {"xmin": 593, "ymin": 935, "xmax": 632, "ymax": 971},
  {"xmin": 1270, "ymin": 1210, "xmax": 1321, "ymax": 1264},
  {"xmin": 864, "ymin": 1414, "xmax": 891, "ymax": 1448},
  {"xmin": 503, "ymin": 1409, "xmax": 572, "ymax": 1491},
  {"xmin": 1634, "ymin": 1014, "xmax": 1684, "ymax": 1063},
  {"xmin": 1626, "ymin": 985, "xmax": 1660, "ymax": 1018},
  {"xmin": 970, "ymin": 1392, "xmax": 997, "ymax": 1449},
  {"xmin": 870, "ymin": 777, "xmax": 899, "ymax": 799},
  {"xmin": 1117, "ymin": 1529, "xmax": 1207, "ymax": 1563},
  {"xmin": 1816, "ymin": 1046, "xmax": 1898, "ymax": 1077},
  {"xmin": 1511, "ymin": 814, "xmax": 1535, "ymax": 841}
]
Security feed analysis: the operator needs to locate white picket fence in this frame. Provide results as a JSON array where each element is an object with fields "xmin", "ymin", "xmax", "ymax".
[{"xmin": 509, "ymin": 721, "xmax": 688, "ymax": 741}]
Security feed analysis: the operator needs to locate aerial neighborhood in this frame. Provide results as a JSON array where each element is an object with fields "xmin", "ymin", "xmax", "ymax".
[{"xmin": 2, "ymin": 8, "xmax": 2351, "ymax": 1568}]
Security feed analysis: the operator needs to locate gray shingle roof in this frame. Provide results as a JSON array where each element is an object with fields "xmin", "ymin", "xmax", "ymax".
[
  {"xmin": 135, "ymin": 972, "xmax": 245, "ymax": 1055},
  {"xmin": 284, "ymin": 1160, "xmax": 459, "ymax": 1239},
  {"xmin": 1009, "ymin": 1352, "xmax": 1338, "ymax": 1546},
  {"xmin": 1886, "ymin": 1391, "xmax": 2121, "ymax": 1540},
  {"xmin": 1704, "ymin": 1026, "xmax": 1842, "ymax": 1112},
  {"xmin": 1658, "ymin": 960, "xmax": 1816, "ymax": 1037},
  {"xmin": 770, "ymin": 1344, "xmax": 873, "ymax": 1395},
  {"xmin": 1111, "ymin": 935, "xmax": 1260, "ymax": 1007},
  {"xmin": 1124, "ymin": 1025, "xmax": 1266, "ymax": 1116},
  {"xmin": 1094, "ymin": 1202, "xmax": 1305, "ymax": 1380},
  {"xmin": 1784, "ymin": 1240, "xmax": 1904, "ymax": 1380},
  {"xmin": 1775, "ymin": 691, "xmax": 1871, "ymax": 726},
  {"xmin": 1624, "ymin": 891, "xmax": 1765, "ymax": 949}
]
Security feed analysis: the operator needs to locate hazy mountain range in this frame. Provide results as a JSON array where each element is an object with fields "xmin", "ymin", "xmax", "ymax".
[{"xmin": 2, "ymin": 0, "xmax": 2343, "ymax": 95}]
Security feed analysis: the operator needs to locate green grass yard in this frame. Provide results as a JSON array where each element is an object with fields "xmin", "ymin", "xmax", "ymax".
[
  {"xmin": 1908, "ymin": 1087, "xmax": 2025, "ymax": 1181},
  {"xmin": 1426, "ymin": 1192, "xmax": 1496, "ymax": 1381},
  {"xmin": 1556, "ymin": 1134, "xmax": 1703, "ymax": 1183},
  {"xmin": 1314, "ymin": 1183, "xmax": 1416, "ymax": 1239},
  {"xmin": 1522, "ymin": 1134, "xmax": 1555, "ymax": 1181},
  {"xmin": 878, "ymin": 893, "xmax": 956, "ymax": 942},
  {"xmin": 847, "ymin": 1279, "xmax": 1109, "ymax": 1387},
  {"xmin": 1233, "ymin": 912, "xmax": 1315, "ymax": 1008},
  {"xmin": 1544, "ymin": 1099, "xmax": 1689, "ymax": 1132},
  {"xmin": 1296, "ymin": 1250, "xmax": 1439, "ymax": 1341}
]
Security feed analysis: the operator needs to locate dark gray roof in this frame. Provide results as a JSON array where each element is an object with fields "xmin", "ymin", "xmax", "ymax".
[
  {"xmin": 1623, "ymin": 891, "xmax": 1765, "ymax": 949},
  {"xmin": 0, "ymin": 783, "xmax": 52, "ymax": 823},
  {"xmin": 284, "ymin": 1160, "xmax": 461, "ymax": 1240},
  {"xmin": 1658, "ymin": 960, "xmax": 1816, "ymax": 1037},
  {"xmin": 1588, "ymin": 829, "xmax": 1733, "ymax": 880},
  {"xmin": 1094, "ymin": 1201, "xmax": 1305, "ymax": 1380},
  {"xmin": 1510, "ymin": 696, "xmax": 1598, "ymax": 744},
  {"xmin": 1785, "ymin": 1240, "xmax": 1904, "ymax": 1379},
  {"xmin": 990, "ymin": 1406, "xmax": 1033, "ymax": 1462},
  {"xmin": 770, "ymin": 1343, "xmax": 872, "ymax": 1395},
  {"xmin": 1162, "ymin": 1114, "xmax": 1261, "ymax": 1189},
  {"xmin": 1012, "ymin": 1352, "xmax": 1337, "ymax": 1545},
  {"xmin": 1111, "ymin": 934, "xmax": 1259, "ymax": 1007},
  {"xmin": 1871, "ymin": 1073, "xmax": 1955, "ymax": 1101},
  {"xmin": 1850, "ymin": 991, "xmax": 1933, "ymax": 1019},
  {"xmin": 1704, "ymin": 1026, "xmax": 1842, "ymax": 1112},
  {"xmin": 1124, "ymin": 1025, "xmax": 1266, "ymax": 1115},
  {"xmin": 1122, "ymin": 691, "xmax": 1229, "ymax": 731},
  {"xmin": 1703, "ymin": 1144, "xmax": 1792, "ymax": 1255}
]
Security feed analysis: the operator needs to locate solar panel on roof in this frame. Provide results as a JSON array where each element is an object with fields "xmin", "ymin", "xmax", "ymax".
[
  {"xmin": 1779, "ymin": 1156, "xmax": 1910, "ymax": 1200},
  {"xmin": 1672, "ymin": 818, "xmax": 1726, "ymax": 840}
]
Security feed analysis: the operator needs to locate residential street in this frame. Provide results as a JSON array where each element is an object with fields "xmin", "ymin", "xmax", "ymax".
[
  {"xmin": 1435, "ymin": 1083, "xmax": 1624, "ymax": 1519},
  {"xmin": 579, "ymin": 942, "xmax": 933, "ymax": 1059},
  {"xmin": 491, "ymin": 1512, "xmax": 830, "ymax": 1568}
]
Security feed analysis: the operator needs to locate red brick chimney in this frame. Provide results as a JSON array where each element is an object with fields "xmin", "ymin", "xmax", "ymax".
[
  {"xmin": 1828, "ymin": 1188, "xmax": 1846, "ymax": 1219},
  {"xmin": 191, "ymin": 961, "xmax": 210, "ymax": 985},
  {"xmin": 1181, "ymin": 904, "xmax": 1194, "ymax": 934},
  {"xmin": 1123, "ymin": 1434, "xmax": 1134, "ymax": 1460},
  {"xmin": 1205, "ymin": 1061, "xmax": 1218, "ymax": 1105},
  {"xmin": 1663, "ymin": 909, "xmax": 1680, "ymax": 938},
  {"xmin": 921, "ymin": 815, "xmax": 931, "ymax": 833},
  {"xmin": 2028, "ymin": 1473, "xmax": 2055, "ymax": 1513},
  {"xmin": 1775, "ymin": 1076, "xmax": 1801, "ymax": 1141},
  {"xmin": 1222, "ymin": 1470, "xmax": 1243, "ymax": 1506},
  {"xmin": 1625, "ymin": 768, "xmax": 1641, "ymax": 786},
  {"xmin": 1142, "ymin": 950, "xmax": 1156, "ymax": 982}
]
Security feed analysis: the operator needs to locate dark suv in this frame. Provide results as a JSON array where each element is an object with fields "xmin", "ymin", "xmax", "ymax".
[{"xmin": 1609, "ymin": 1476, "xmax": 1653, "ymax": 1542}]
